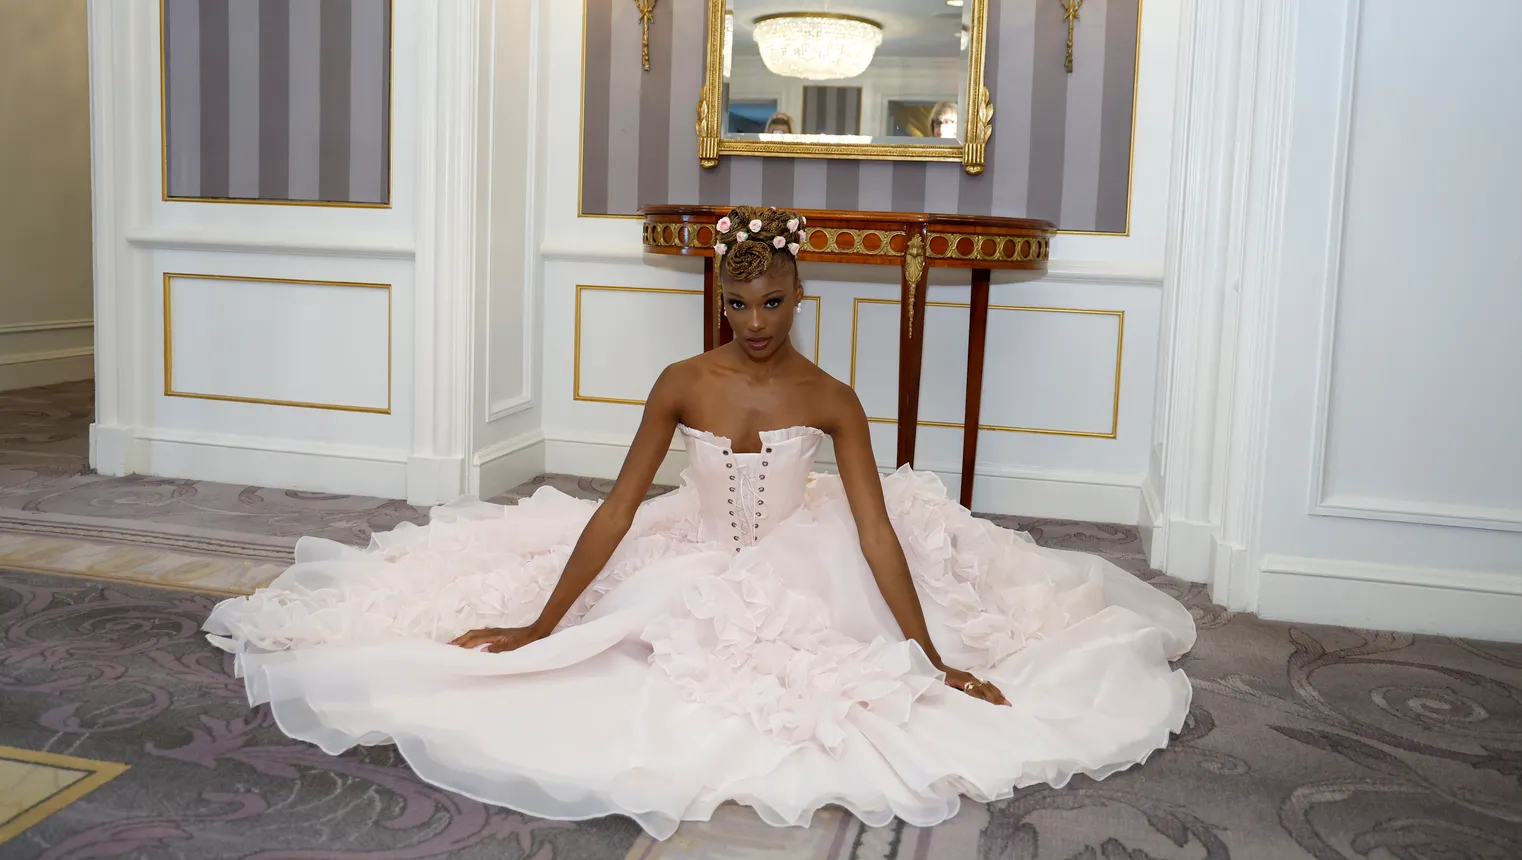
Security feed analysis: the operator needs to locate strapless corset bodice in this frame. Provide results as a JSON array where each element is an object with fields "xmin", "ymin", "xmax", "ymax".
[{"xmin": 677, "ymin": 424, "xmax": 824, "ymax": 551}]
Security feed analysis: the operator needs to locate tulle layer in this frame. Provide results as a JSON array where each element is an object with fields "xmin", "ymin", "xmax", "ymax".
[{"xmin": 204, "ymin": 467, "xmax": 1196, "ymax": 840}]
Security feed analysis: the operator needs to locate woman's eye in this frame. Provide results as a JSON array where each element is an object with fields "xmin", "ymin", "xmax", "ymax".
[
  {"xmin": 728, "ymin": 301, "xmax": 744, "ymax": 310},
  {"xmin": 764, "ymin": 299, "xmax": 782, "ymax": 309}
]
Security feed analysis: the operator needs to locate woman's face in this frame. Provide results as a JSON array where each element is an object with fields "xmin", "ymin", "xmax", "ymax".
[{"xmin": 723, "ymin": 258, "xmax": 802, "ymax": 361}]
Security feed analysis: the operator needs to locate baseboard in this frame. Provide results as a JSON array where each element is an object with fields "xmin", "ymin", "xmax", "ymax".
[
  {"xmin": 544, "ymin": 433, "xmax": 689, "ymax": 488},
  {"xmin": 89, "ymin": 423, "xmax": 131, "ymax": 476},
  {"xmin": 935, "ymin": 465, "xmax": 1142, "ymax": 525},
  {"xmin": 1258, "ymin": 554, "xmax": 1522, "ymax": 644},
  {"xmin": 1155, "ymin": 518, "xmax": 1215, "ymax": 584},
  {"xmin": 543, "ymin": 431, "xmax": 1141, "ymax": 525},
  {"xmin": 0, "ymin": 347, "xmax": 93, "ymax": 392},
  {"xmin": 131, "ymin": 428, "xmax": 408, "ymax": 499},
  {"xmin": 473, "ymin": 431, "xmax": 547, "ymax": 499}
]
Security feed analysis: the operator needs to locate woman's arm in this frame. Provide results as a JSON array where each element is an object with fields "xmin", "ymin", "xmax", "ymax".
[
  {"xmin": 828, "ymin": 384, "xmax": 1010, "ymax": 706},
  {"xmin": 451, "ymin": 364, "xmax": 687, "ymax": 652}
]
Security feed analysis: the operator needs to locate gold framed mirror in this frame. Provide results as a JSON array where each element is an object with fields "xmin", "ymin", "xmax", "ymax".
[{"xmin": 696, "ymin": 0, "xmax": 993, "ymax": 175}]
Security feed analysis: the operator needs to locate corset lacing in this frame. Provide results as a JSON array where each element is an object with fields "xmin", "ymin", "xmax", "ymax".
[{"xmin": 721, "ymin": 444, "xmax": 774, "ymax": 552}]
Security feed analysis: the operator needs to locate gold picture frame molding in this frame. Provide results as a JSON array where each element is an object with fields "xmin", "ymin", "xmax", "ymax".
[
  {"xmin": 697, "ymin": 0, "xmax": 995, "ymax": 175},
  {"xmin": 162, "ymin": 273, "xmax": 394, "ymax": 414},
  {"xmin": 849, "ymin": 297, "xmax": 1124, "ymax": 439},
  {"xmin": 573, "ymin": 284, "xmax": 822, "ymax": 406}
]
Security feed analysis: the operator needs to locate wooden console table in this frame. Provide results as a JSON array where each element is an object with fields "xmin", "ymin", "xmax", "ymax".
[{"xmin": 640, "ymin": 205, "xmax": 1055, "ymax": 509}]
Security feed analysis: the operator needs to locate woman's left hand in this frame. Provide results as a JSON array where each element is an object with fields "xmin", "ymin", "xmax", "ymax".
[{"xmin": 942, "ymin": 667, "xmax": 1010, "ymax": 706}]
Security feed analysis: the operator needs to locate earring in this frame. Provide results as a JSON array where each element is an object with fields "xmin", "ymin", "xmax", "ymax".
[{"xmin": 795, "ymin": 304, "xmax": 802, "ymax": 314}]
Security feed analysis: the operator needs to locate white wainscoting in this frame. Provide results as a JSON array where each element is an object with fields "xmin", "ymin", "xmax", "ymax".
[
  {"xmin": 540, "ymin": 254, "xmax": 1160, "ymax": 524},
  {"xmin": 851, "ymin": 300, "xmax": 1122, "ymax": 438},
  {"xmin": 89, "ymin": 0, "xmax": 481, "ymax": 505},
  {"xmin": 1300, "ymin": 0, "xmax": 1522, "ymax": 537},
  {"xmin": 162, "ymin": 274, "xmax": 391, "ymax": 413},
  {"xmin": 1152, "ymin": 0, "xmax": 1522, "ymax": 638}
]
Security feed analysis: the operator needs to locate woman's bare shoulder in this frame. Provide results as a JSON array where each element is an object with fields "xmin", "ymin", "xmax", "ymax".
[{"xmin": 797, "ymin": 362, "xmax": 866, "ymax": 433}]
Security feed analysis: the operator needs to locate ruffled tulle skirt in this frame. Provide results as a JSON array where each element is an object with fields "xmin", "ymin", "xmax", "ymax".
[{"xmin": 203, "ymin": 467, "xmax": 1196, "ymax": 839}]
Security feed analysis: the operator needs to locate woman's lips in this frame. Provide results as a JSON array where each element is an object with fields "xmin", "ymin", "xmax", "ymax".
[{"xmin": 743, "ymin": 336, "xmax": 771, "ymax": 350}]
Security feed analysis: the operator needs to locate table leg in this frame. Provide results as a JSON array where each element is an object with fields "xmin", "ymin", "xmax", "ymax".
[
  {"xmin": 895, "ymin": 233, "xmax": 930, "ymax": 467},
  {"xmin": 960, "ymin": 268, "xmax": 991, "ymax": 509}
]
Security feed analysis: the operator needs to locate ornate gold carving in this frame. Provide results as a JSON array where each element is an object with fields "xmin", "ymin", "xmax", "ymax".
[
  {"xmin": 806, "ymin": 228, "xmax": 906, "ymax": 256},
  {"xmin": 634, "ymin": 0, "xmax": 658, "ymax": 72},
  {"xmin": 643, "ymin": 221, "xmax": 714, "ymax": 249},
  {"xmin": 963, "ymin": 87, "xmax": 995, "ymax": 175},
  {"xmin": 696, "ymin": 90, "xmax": 719, "ymax": 168},
  {"xmin": 904, "ymin": 234, "xmax": 926, "ymax": 338},
  {"xmin": 1061, "ymin": 0, "xmax": 1084, "ymax": 73},
  {"xmin": 927, "ymin": 233, "xmax": 1050, "ymax": 263}
]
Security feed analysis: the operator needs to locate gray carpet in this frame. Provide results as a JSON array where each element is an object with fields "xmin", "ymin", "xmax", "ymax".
[{"xmin": 2, "ymin": 381, "xmax": 1521, "ymax": 859}]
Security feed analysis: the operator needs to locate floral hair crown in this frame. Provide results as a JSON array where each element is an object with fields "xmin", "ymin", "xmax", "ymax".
[{"xmin": 712, "ymin": 206, "xmax": 806, "ymax": 282}]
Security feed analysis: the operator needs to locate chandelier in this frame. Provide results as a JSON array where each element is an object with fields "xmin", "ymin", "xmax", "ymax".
[{"xmin": 751, "ymin": 13, "xmax": 884, "ymax": 81}]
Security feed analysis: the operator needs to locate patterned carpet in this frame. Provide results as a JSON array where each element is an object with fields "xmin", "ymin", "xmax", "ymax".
[{"xmin": 2, "ymin": 381, "xmax": 1521, "ymax": 859}]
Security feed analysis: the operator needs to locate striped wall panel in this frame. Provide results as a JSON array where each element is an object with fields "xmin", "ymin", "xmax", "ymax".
[
  {"xmin": 802, "ymin": 87, "xmax": 862, "ymax": 136},
  {"xmin": 162, "ymin": 0, "xmax": 392, "ymax": 205},
  {"xmin": 579, "ymin": 0, "xmax": 1138, "ymax": 233}
]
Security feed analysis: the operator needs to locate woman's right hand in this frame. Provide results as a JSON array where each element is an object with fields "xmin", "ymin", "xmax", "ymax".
[{"xmin": 449, "ymin": 626, "xmax": 544, "ymax": 653}]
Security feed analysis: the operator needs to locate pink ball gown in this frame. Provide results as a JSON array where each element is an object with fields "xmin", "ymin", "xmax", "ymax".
[{"xmin": 204, "ymin": 424, "xmax": 1196, "ymax": 839}]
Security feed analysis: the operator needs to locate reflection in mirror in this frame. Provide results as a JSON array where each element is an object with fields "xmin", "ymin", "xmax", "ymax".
[{"xmin": 723, "ymin": 1, "xmax": 970, "ymax": 147}]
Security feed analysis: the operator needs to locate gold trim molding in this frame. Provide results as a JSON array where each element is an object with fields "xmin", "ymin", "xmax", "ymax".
[
  {"xmin": 574, "ymin": 284, "xmax": 822, "ymax": 406},
  {"xmin": 162, "ymin": 273, "xmax": 393, "ymax": 413},
  {"xmin": 698, "ymin": 0, "xmax": 993, "ymax": 174},
  {"xmin": 849, "ymin": 297, "xmax": 1124, "ymax": 438}
]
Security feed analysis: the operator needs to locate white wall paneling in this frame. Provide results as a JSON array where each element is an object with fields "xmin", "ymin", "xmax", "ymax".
[
  {"xmin": 470, "ymin": 0, "xmax": 548, "ymax": 500},
  {"xmin": 1153, "ymin": 0, "xmax": 1522, "ymax": 641},
  {"xmin": 162, "ymin": 274, "xmax": 391, "ymax": 413},
  {"xmin": 851, "ymin": 300, "xmax": 1123, "ymax": 438},
  {"xmin": 88, "ymin": 0, "xmax": 481, "ymax": 505},
  {"xmin": 1302, "ymin": 0, "xmax": 1522, "ymax": 535}
]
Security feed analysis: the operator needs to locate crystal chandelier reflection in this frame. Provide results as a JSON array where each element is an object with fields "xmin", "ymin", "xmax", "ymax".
[{"xmin": 751, "ymin": 13, "xmax": 884, "ymax": 81}]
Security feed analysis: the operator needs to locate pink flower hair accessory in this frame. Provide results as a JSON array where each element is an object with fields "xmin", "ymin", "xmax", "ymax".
[
  {"xmin": 714, "ymin": 242, "xmax": 727, "ymax": 256},
  {"xmin": 716, "ymin": 216, "xmax": 731, "ymax": 232},
  {"xmin": 772, "ymin": 236, "xmax": 786, "ymax": 249}
]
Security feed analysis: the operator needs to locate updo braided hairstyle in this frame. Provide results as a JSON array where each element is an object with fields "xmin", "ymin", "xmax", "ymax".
[{"xmin": 713, "ymin": 206, "xmax": 807, "ymax": 282}]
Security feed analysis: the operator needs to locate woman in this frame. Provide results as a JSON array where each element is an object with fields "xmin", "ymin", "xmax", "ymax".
[
  {"xmin": 205, "ymin": 207, "xmax": 1196, "ymax": 840},
  {"xmin": 764, "ymin": 111, "xmax": 794, "ymax": 135}
]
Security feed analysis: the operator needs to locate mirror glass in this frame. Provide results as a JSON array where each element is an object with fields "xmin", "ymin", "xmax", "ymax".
[{"xmin": 722, "ymin": 1, "xmax": 971, "ymax": 146}]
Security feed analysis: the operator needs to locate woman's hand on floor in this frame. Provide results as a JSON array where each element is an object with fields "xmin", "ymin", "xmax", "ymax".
[
  {"xmin": 942, "ymin": 667, "xmax": 1011, "ymax": 706},
  {"xmin": 449, "ymin": 626, "xmax": 544, "ymax": 653}
]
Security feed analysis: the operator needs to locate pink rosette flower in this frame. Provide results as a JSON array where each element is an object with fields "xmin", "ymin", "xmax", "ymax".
[
  {"xmin": 717, "ymin": 216, "xmax": 732, "ymax": 232},
  {"xmin": 714, "ymin": 242, "xmax": 727, "ymax": 256},
  {"xmin": 737, "ymin": 231, "xmax": 748, "ymax": 242},
  {"xmin": 773, "ymin": 235, "xmax": 786, "ymax": 249},
  {"xmin": 787, "ymin": 218, "xmax": 799, "ymax": 232},
  {"xmin": 788, "ymin": 242, "xmax": 801, "ymax": 255},
  {"xmin": 749, "ymin": 219, "xmax": 763, "ymax": 232}
]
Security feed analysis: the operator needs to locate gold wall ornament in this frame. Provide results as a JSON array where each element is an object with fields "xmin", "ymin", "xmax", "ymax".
[
  {"xmin": 697, "ymin": 0, "xmax": 994, "ymax": 174},
  {"xmin": 696, "ymin": 91, "xmax": 719, "ymax": 167},
  {"xmin": 903, "ymin": 234, "xmax": 926, "ymax": 338},
  {"xmin": 635, "ymin": 0, "xmax": 658, "ymax": 71},
  {"xmin": 1060, "ymin": 0, "xmax": 1084, "ymax": 73}
]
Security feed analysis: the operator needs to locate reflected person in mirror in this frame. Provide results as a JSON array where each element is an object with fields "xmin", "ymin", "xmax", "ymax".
[{"xmin": 203, "ymin": 206, "xmax": 1198, "ymax": 841}]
